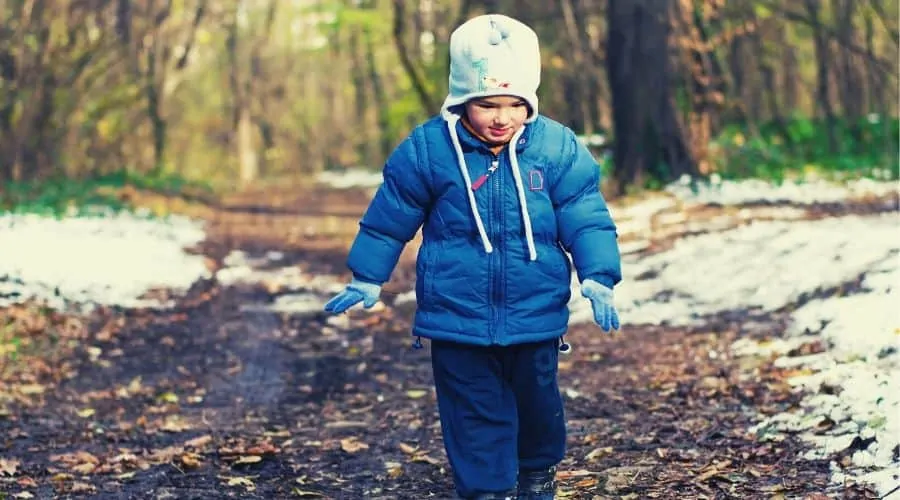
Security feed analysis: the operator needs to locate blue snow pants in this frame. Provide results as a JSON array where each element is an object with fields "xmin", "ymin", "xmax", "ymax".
[{"xmin": 430, "ymin": 339, "xmax": 567, "ymax": 499}]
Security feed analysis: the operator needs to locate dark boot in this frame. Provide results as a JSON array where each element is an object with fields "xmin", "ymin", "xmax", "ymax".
[
  {"xmin": 470, "ymin": 489, "xmax": 518, "ymax": 500},
  {"xmin": 516, "ymin": 466, "xmax": 558, "ymax": 500}
]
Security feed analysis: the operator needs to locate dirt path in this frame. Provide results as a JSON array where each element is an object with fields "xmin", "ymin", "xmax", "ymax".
[{"xmin": 0, "ymin": 188, "xmax": 886, "ymax": 499}]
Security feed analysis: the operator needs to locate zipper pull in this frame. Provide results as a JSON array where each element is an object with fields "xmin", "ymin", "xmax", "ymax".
[{"xmin": 471, "ymin": 160, "xmax": 500, "ymax": 192}]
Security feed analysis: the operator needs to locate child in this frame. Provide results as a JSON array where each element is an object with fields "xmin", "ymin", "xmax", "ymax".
[{"xmin": 324, "ymin": 13, "xmax": 621, "ymax": 500}]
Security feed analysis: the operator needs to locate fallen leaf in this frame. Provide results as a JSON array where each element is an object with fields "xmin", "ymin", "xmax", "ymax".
[
  {"xmin": 292, "ymin": 488, "xmax": 326, "ymax": 498},
  {"xmin": 405, "ymin": 389, "xmax": 428, "ymax": 399},
  {"xmin": 574, "ymin": 477, "xmax": 599, "ymax": 488},
  {"xmin": 585, "ymin": 446, "xmax": 613, "ymax": 461},
  {"xmin": 17, "ymin": 384, "xmax": 44, "ymax": 395},
  {"xmin": 324, "ymin": 420, "xmax": 368, "ymax": 429},
  {"xmin": 127, "ymin": 377, "xmax": 143, "ymax": 394},
  {"xmin": 71, "ymin": 462, "xmax": 97, "ymax": 475},
  {"xmin": 180, "ymin": 453, "xmax": 203, "ymax": 469},
  {"xmin": 13, "ymin": 492, "xmax": 35, "ymax": 499},
  {"xmin": 157, "ymin": 392, "xmax": 179, "ymax": 404},
  {"xmin": 185, "ymin": 435, "xmax": 213, "ymax": 449},
  {"xmin": 86, "ymin": 346, "xmax": 102, "ymax": 361},
  {"xmin": 0, "ymin": 457, "xmax": 20, "ymax": 476},
  {"xmin": 340, "ymin": 437, "xmax": 369, "ymax": 454},
  {"xmin": 246, "ymin": 442, "xmax": 278, "ymax": 455},
  {"xmin": 233, "ymin": 455, "xmax": 263, "ymax": 465},
  {"xmin": 410, "ymin": 453, "xmax": 441, "ymax": 465},
  {"xmin": 225, "ymin": 476, "xmax": 256, "ymax": 491},
  {"xmin": 398, "ymin": 443, "xmax": 417, "ymax": 455},
  {"xmin": 385, "ymin": 461, "xmax": 403, "ymax": 479},
  {"xmin": 696, "ymin": 459, "xmax": 732, "ymax": 482},
  {"xmin": 16, "ymin": 477, "xmax": 37, "ymax": 488},
  {"xmin": 557, "ymin": 469, "xmax": 597, "ymax": 479},
  {"xmin": 160, "ymin": 415, "xmax": 190, "ymax": 432},
  {"xmin": 76, "ymin": 408, "xmax": 96, "ymax": 419},
  {"xmin": 70, "ymin": 482, "xmax": 96, "ymax": 493}
]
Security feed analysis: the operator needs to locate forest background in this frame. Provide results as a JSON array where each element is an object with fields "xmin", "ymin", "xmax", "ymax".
[{"xmin": 0, "ymin": 0, "xmax": 897, "ymax": 210}]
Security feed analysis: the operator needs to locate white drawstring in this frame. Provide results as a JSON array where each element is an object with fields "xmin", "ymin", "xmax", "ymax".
[
  {"xmin": 446, "ymin": 115, "xmax": 493, "ymax": 254},
  {"xmin": 445, "ymin": 115, "xmax": 537, "ymax": 260},
  {"xmin": 508, "ymin": 127, "xmax": 537, "ymax": 261}
]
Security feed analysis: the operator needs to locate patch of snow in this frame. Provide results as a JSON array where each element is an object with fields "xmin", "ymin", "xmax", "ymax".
[
  {"xmin": 569, "ymin": 214, "xmax": 900, "ymax": 327},
  {"xmin": 738, "ymin": 248, "xmax": 899, "ymax": 496},
  {"xmin": 611, "ymin": 196, "xmax": 678, "ymax": 238},
  {"xmin": 240, "ymin": 293, "xmax": 326, "ymax": 314},
  {"xmin": 216, "ymin": 250, "xmax": 345, "ymax": 296},
  {"xmin": 666, "ymin": 175, "xmax": 898, "ymax": 206},
  {"xmin": 0, "ymin": 211, "xmax": 210, "ymax": 310},
  {"xmin": 316, "ymin": 168, "xmax": 383, "ymax": 189}
]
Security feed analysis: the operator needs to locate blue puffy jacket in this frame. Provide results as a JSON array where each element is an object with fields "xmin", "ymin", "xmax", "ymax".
[{"xmin": 346, "ymin": 114, "xmax": 621, "ymax": 346}]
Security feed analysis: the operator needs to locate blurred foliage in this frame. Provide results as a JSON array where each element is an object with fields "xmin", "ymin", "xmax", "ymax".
[
  {"xmin": 0, "ymin": 0, "xmax": 896, "ymax": 202},
  {"xmin": 0, "ymin": 171, "xmax": 212, "ymax": 216},
  {"xmin": 712, "ymin": 116, "xmax": 899, "ymax": 182}
]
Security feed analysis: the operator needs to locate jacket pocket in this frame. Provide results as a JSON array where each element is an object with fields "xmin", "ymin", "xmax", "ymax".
[
  {"xmin": 555, "ymin": 243, "xmax": 573, "ymax": 281},
  {"xmin": 417, "ymin": 243, "xmax": 438, "ymax": 306}
]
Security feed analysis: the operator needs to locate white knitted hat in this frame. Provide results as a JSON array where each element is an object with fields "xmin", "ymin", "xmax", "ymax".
[{"xmin": 440, "ymin": 14, "xmax": 541, "ymax": 123}]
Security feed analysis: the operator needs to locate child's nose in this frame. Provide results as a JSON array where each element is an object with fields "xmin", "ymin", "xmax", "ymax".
[{"xmin": 494, "ymin": 108, "xmax": 512, "ymax": 124}]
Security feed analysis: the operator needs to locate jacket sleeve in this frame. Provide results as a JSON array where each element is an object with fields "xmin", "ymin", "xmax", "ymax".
[
  {"xmin": 346, "ymin": 132, "xmax": 431, "ymax": 284},
  {"xmin": 550, "ymin": 132, "xmax": 622, "ymax": 288}
]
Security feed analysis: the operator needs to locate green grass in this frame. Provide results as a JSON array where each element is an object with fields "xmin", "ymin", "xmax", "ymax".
[
  {"xmin": 0, "ymin": 170, "xmax": 215, "ymax": 216},
  {"xmin": 711, "ymin": 115, "xmax": 899, "ymax": 183}
]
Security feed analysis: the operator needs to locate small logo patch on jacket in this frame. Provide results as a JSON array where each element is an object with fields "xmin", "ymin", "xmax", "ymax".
[{"xmin": 528, "ymin": 169, "xmax": 544, "ymax": 191}]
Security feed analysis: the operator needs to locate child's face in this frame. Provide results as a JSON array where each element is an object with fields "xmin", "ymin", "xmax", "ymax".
[{"xmin": 464, "ymin": 96, "xmax": 529, "ymax": 144}]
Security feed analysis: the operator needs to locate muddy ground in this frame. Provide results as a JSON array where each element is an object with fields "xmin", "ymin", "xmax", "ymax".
[{"xmin": 0, "ymin": 185, "xmax": 891, "ymax": 500}]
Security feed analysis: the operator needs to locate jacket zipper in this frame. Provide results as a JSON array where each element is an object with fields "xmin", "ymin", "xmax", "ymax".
[{"xmin": 491, "ymin": 154, "xmax": 503, "ymax": 344}]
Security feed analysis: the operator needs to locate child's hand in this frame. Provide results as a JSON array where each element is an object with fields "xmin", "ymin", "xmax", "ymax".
[
  {"xmin": 324, "ymin": 279, "xmax": 382, "ymax": 314},
  {"xmin": 580, "ymin": 279, "xmax": 620, "ymax": 332}
]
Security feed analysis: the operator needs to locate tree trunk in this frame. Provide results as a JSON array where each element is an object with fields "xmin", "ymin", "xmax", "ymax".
[
  {"xmin": 226, "ymin": 2, "xmax": 258, "ymax": 185},
  {"xmin": 236, "ymin": 105, "xmax": 258, "ymax": 184},
  {"xmin": 804, "ymin": 0, "xmax": 838, "ymax": 153},
  {"xmin": 392, "ymin": 0, "xmax": 440, "ymax": 116},
  {"xmin": 559, "ymin": 0, "xmax": 593, "ymax": 134},
  {"xmin": 677, "ymin": 0, "xmax": 727, "ymax": 174},
  {"xmin": 752, "ymin": 23, "xmax": 789, "ymax": 143},
  {"xmin": 365, "ymin": 26, "xmax": 394, "ymax": 161},
  {"xmin": 606, "ymin": 0, "xmax": 695, "ymax": 194},
  {"xmin": 145, "ymin": 50, "xmax": 167, "ymax": 173}
]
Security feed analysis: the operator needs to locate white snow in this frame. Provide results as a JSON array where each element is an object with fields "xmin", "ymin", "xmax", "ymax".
[
  {"xmin": 0, "ymin": 209, "xmax": 210, "ymax": 310},
  {"xmin": 737, "ymin": 252, "xmax": 899, "ymax": 495},
  {"xmin": 567, "ymin": 214, "xmax": 899, "ymax": 327},
  {"xmin": 214, "ymin": 249, "xmax": 343, "ymax": 314},
  {"xmin": 666, "ymin": 174, "xmax": 897, "ymax": 206},
  {"xmin": 316, "ymin": 168, "xmax": 383, "ymax": 189}
]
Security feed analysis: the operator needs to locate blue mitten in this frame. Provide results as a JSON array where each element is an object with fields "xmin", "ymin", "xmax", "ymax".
[
  {"xmin": 324, "ymin": 278, "xmax": 382, "ymax": 314},
  {"xmin": 580, "ymin": 279, "xmax": 620, "ymax": 332}
]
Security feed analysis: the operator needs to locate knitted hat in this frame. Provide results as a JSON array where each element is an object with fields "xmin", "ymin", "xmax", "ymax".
[{"xmin": 440, "ymin": 14, "xmax": 541, "ymax": 123}]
